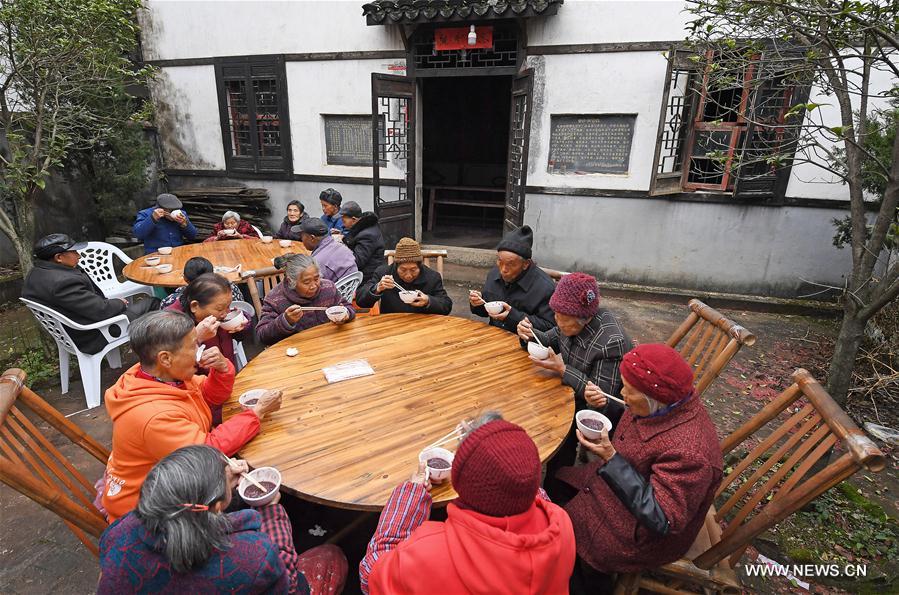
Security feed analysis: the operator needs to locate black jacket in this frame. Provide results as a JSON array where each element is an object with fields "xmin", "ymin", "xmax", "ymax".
[
  {"xmin": 357, "ymin": 263, "xmax": 453, "ymax": 315},
  {"xmin": 344, "ymin": 212, "xmax": 385, "ymax": 282},
  {"xmin": 21, "ymin": 260, "xmax": 128, "ymax": 354},
  {"xmin": 470, "ymin": 264, "xmax": 556, "ymax": 334},
  {"xmin": 274, "ymin": 212, "xmax": 309, "ymax": 240}
]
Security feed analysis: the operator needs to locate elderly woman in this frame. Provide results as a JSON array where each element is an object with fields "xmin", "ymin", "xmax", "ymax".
[
  {"xmin": 102, "ymin": 311, "xmax": 282, "ymax": 522},
  {"xmin": 517, "ymin": 272, "xmax": 631, "ymax": 497},
  {"xmin": 204, "ymin": 210, "xmax": 259, "ymax": 242},
  {"xmin": 99, "ymin": 445, "xmax": 348, "ymax": 594},
  {"xmin": 275, "ymin": 200, "xmax": 309, "ymax": 240},
  {"xmin": 359, "ymin": 412, "xmax": 576, "ymax": 594},
  {"xmin": 256, "ymin": 254, "xmax": 355, "ymax": 346},
  {"xmin": 356, "ymin": 237, "xmax": 452, "ymax": 315},
  {"xmin": 166, "ymin": 273, "xmax": 253, "ymax": 424},
  {"xmin": 558, "ymin": 344, "xmax": 723, "ymax": 589}
]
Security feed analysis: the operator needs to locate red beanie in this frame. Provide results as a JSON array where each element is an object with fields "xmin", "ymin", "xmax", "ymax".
[
  {"xmin": 451, "ymin": 420, "xmax": 540, "ymax": 517},
  {"xmin": 549, "ymin": 272, "xmax": 600, "ymax": 319},
  {"xmin": 620, "ymin": 344, "xmax": 694, "ymax": 404}
]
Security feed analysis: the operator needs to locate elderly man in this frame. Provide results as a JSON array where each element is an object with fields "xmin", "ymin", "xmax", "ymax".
[
  {"xmin": 21, "ymin": 234, "xmax": 159, "ymax": 354},
  {"xmin": 356, "ymin": 237, "xmax": 451, "ymax": 315},
  {"xmin": 518, "ymin": 272, "xmax": 631, "ymax": 499},
  {"xmin": 256, "ymin": 254, "xmax": 355, "ymax": 345},
  {"xmin": 359, "ymin": 413, "xmax": 576, "ymax": 594},
  {"xmin": 319, "ymin": 188, "xmax": 345, "ymax": 235},
  {"xmin": 102, "ymin": 311, "xmax": 282, "ymax": 521},
  {"xmin": 469, "ymin": 225, "xmax": 555, "ymax": 335},
  {"xmin": 295, "ymin": 218, "xmax": 358, "ymax": 283},
  {"xmin": 133, "ymin": 193, "xmax": 198, "ymax": 254},
  {"xmin": 340, "ymin": 201, "xmax": 386, "ymax": 283}
]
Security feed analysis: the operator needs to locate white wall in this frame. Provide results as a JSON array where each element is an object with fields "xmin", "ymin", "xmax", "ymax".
[
  {"xmin": 525, "ymin": 192, "xmax": 853, "ymax": 296},
  {"xmin": 525, "ymin": 52, "xmax": 668, "ymax": 191},
  {"xmin": 141, "ymin": 0, "xmax": 403, "ymax": 60},
  {"xmin": 150, "ymin": 66, "xmax": 225, "ymax": 169},
  {"xmin": 527, "ymin": 0, "xmax": 690, "ymax": 45},
  {"xmin": 785, "ymin": 57, "xmax": 897, "ymax": 200},
  {"xmin": 287, "ymin": 59, "xmax": 405, "ymax": 179}
]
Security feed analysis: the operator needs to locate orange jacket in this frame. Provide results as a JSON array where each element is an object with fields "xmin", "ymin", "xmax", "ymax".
[{"xmin": 101, "ymin": 362, "xmax": 260, "ymax": 522}]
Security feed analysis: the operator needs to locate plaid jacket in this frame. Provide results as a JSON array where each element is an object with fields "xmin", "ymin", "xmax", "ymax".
[{"xmin": 531, "ymin": 307, "xmax": 632, "ymax": 406}]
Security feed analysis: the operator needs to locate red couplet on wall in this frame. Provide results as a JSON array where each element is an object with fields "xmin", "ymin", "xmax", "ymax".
[{"xmin": 434, "ymin": 26, "xmax": 494, "ymax": 50}]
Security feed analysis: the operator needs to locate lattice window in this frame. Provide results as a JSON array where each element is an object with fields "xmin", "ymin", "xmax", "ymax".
[
  {"xmin": 215, "ymin": 57, "xmax": 292, "ymax": 174},
  {"xmin": 412, "ymin": 25, "xmax": 518, "ymax": 71},
  {"xmin": 376, "ymin": 96, "xmax": 409, "ymax": 206},
  {"xmin": 651, "ymin": 48, "xmax": 803, "ymax": 198}
]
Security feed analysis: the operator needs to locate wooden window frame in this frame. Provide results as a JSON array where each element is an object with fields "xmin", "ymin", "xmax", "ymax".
[{"xmin": 214, "ymin": 55, "xmax": 293, "ymax": 177}]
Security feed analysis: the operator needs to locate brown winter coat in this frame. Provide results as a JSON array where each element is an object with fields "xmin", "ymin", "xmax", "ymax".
[{"xmin": 557, "ymin": 394, "xmax": 723, "ymax": 573}]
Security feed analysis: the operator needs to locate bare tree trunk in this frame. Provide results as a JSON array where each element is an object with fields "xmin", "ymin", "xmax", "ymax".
[
  {"xmin": 14, "ymin": 191, "xmax": 37, "ymax": 276},
  {"xmin": 826, "ymin": 307, "xmax": 866, "ymax": 405}
]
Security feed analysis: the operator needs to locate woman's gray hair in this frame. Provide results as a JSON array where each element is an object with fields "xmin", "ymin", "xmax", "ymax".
[
  {"xmin": 461, "ymin": 410, "xmax": 503, "ymax": 441},
  {"xmin": 136, "ymin": 445, "xmax": 232, "ymax": 573},
  {"xmin": 284, "ymin": 253, "xmax": 319, "ymax": 285},
  {"xmin": 129, "ymin": 311, "xmax": 195, "ymax": 366},
  {"xmin": 222, "ymin": 210, "xmax": 240, "ymax": 222}
]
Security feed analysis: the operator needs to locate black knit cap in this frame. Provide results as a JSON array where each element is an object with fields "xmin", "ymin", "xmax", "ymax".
[
  {"xmin": 293, "ymin": 218, "xmax": 328, "ymax": 237},
  {"xmin": 319, "ymin": 188, "xmax": 342, "ymax": 207},
  {"xmin": 496, "ymin": 225, "xmax": 533, "ymax": 260}
]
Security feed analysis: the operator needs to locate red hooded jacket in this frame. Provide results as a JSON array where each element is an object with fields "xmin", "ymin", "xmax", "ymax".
[{"xmin": 362, "ymin": 482, "xmax": 575, "ymax": 594}]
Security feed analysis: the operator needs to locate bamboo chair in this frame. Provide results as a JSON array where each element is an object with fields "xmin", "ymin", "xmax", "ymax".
[
  {"xmin": 538, "ymin": 266, "xmax": 568, "ymax": 283},
  {"xmin": 385, "ymin": 249, "xmax": 447, "ymax": 278},
  {"xmin": 614, "ymin": 369, "xmax": 886, "ymax": 594},
  {"xmin": 240, "ymin": 265, "xmax": 286, "ymax": 319},
  {"xmin": 0, "ymin": 368, "xmax": 110, "ymax": 557},
  {"xmin": 667, "ymin": 299, "xmax": 757, "ymax": 397}
]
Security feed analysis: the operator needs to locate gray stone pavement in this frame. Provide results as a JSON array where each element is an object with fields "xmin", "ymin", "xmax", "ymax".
[{"xmin": 0, "ymin": 265, "xmax": 846, "ymax": 594}]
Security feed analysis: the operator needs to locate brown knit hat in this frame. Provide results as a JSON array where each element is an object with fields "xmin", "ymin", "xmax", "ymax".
[{"xmin": 394, "ymin": 237, "xmax": 423, "ymax": 263}]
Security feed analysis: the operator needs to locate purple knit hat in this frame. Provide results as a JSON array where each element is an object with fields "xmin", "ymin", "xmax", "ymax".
[{"xmin": 549, "ymin": 272, "xmax": 600, "ymax": 319}]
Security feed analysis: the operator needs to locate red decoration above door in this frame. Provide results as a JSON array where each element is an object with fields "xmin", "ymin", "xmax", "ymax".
[{"xmin": 434, "ymin": 26, "xmax": 494, "ymax": 50}]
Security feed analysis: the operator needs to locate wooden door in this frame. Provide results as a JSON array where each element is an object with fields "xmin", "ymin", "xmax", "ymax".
[
  {"xmin": 372, "ymin": 73, "xmax": 416, "ymax": 248},
  {"xmin": 503, "ymin": 69, "xmax": 534, "ymax": 232}
]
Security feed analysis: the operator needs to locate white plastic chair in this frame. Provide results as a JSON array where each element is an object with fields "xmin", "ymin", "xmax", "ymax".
[
  {"xmin": 76, "ymin": 242, "xmax": 154, "ymax": 301},
  {"xmin": 251, "ymin": 225, "xmax": 264, "ymax": 238},
  {"xmin": 20, "ymin": 298, "xmax": 130, "ymax": 409},
  {"xmin": 335, "ymin": 271, "xmax": 364, "ymax": 304}
]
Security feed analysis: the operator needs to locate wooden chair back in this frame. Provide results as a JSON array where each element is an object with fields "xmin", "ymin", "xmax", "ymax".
[
  {"xmin": 538, "ymin": 266, "xmax": 568, "ymax": 283},
  {"xmin": 0, "ymin": 369, "xmax": 110, "ymax": 556},
  {"xmin": 240, "ymin": 266, "xmax": 286, "ymax": 319},
  {"xmin": 385, "ymin": 249, "xmax": 447, "ymax": 278},
  {"xmin": 616, "ymin": 369, "xmax": 885, "ymax": 594},
  {"xmin": 666, "ymin": 299, "xmax": 756, "ymax": 397}
]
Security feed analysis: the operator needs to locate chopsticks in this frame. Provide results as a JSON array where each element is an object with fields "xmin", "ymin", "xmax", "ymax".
[
  {"xmin": 299, "ymin": 307, "xmax": 330, "ymax": 311},
  {"xmin": 426, "ymin": 426, "xmax": 464, "ymax": 450},
  {"xmin": 220, "ymin": 454, "xmax": 267, "ymax": 491}
]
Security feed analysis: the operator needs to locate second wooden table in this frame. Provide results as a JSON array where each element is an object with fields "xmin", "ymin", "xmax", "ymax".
[
  {"xmin": 122, "ymin": 239, "xmax": 309, "ymax": 287},
  {"xmin": 224, "ymin": 314, "xmax": 574, "ymax": 511}
]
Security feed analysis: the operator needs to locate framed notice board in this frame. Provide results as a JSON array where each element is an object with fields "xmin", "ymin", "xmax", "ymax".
[
  {"xmin": 547, "ymin": 114, "xmax": 636, "ymax": 174},
  {"xmin": 324, "ymin": 114, "xmax": 385, "ymax": 166}
]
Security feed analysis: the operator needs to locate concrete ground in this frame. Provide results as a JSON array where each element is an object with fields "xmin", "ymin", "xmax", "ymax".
[{"xmin": 1, "ymin": 264, "xmax": 888, "ymax": 594}]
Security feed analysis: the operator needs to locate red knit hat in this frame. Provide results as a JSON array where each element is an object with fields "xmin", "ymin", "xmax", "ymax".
[
  {"xmin": 451, "ymin": 420, "xmax": 540, "ymax": 517},
  {"xmin": 620, "ymin": 344, "xmax": 694, "ymax": 404},
  {"xmin": 549, "ymin": 272, "xmax": 600, "ymax": 319}
]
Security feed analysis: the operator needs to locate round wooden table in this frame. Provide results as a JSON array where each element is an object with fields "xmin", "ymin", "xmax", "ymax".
[
  {"xmin": 122, "ymin": 239, "xmax": 309, "ymax": 287},
  {"xmin": 223, "ymin": 314, "xmax": 574, "ymax": 511}
]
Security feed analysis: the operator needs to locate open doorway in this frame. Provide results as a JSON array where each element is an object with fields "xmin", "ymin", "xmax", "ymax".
[{"xmin": 421, "ymin": 75, "xmax": 512, "ymax": 248}]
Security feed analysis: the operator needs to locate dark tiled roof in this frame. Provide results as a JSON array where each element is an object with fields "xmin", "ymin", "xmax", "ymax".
[{"xmin": 362, "ymin": 0, "xmax": 563, "ymax": 25}]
